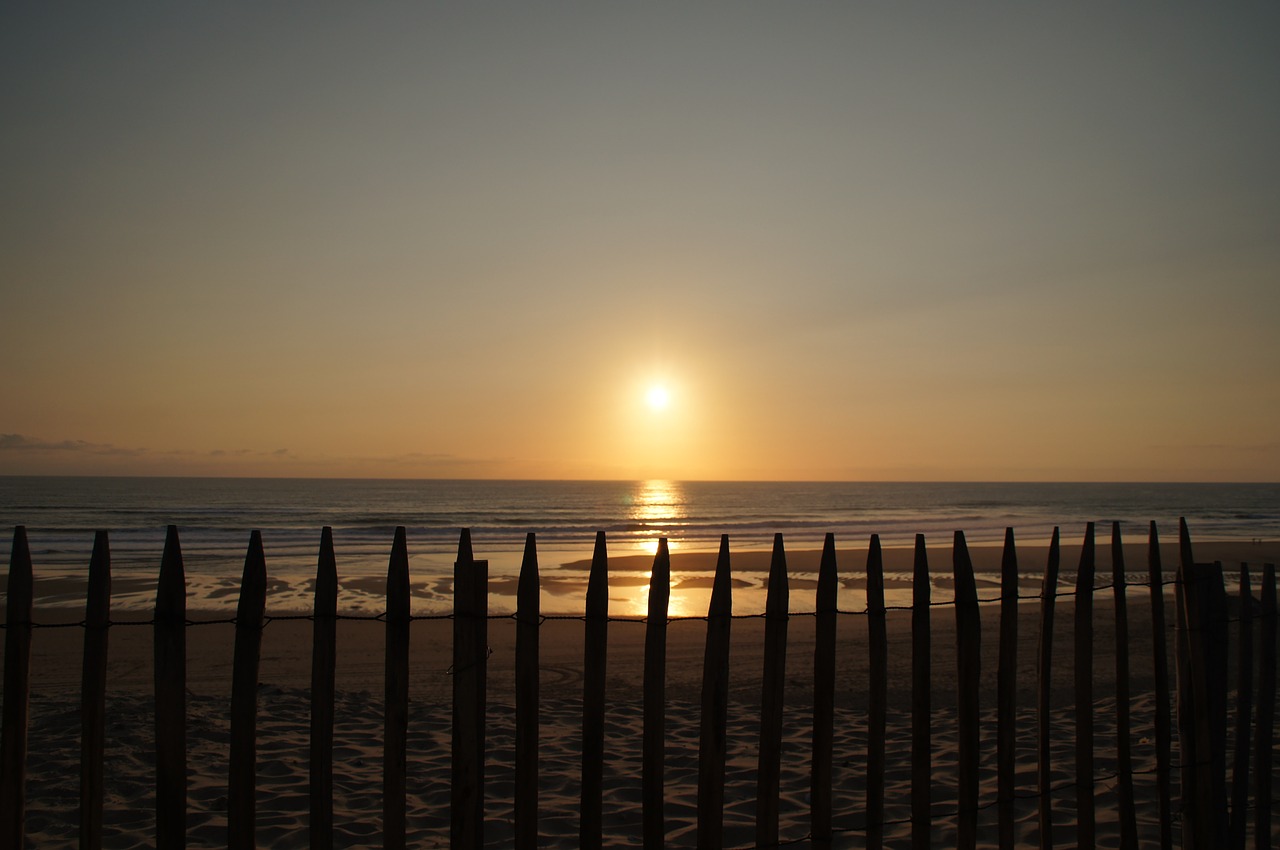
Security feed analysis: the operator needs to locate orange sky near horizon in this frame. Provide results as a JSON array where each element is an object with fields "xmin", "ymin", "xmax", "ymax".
[{"xmin": 2, "ymin": 4, "xmax": 1279, "ymax": 483}]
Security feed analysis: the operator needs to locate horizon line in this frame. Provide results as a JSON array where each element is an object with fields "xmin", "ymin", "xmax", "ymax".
[{"xmin": 1, "ymin": 473, "xmax": 1276, "ymax": 486}]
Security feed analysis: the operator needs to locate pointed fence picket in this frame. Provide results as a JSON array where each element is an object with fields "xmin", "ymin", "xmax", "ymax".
[
  {"xmin": 1147, "ymin": 521, "xmax": 1175, "ymax": 850},
  {"xmin": 79, "ymin": 531, "xmax": 110, "ymax": 850},
  {"xmin": 1256, "ymin": 563, "xmax": 1277, "ymax": 845},
  {"xmin": 309, "ymin": 526, "xmax": 338, "ymax": 850},
  {"xmin": 809, "ymin": 533, "xmax": 837, "ymax": 849},
  {"xmin": 643, "ymin": 539, "xmax": 671, "ymax": 849},
  {"xmin": 451, "ymin": 528, "xmax": 487, "ymax": 850},
  {"xmin": 514, "ymin": 532, "xmax": 539, "ymax": 850},
  {"xmin": 153, "ymin": 525, "xmax": 186, "ymax": 850},
  {"xmin": 228, "ymin": 531, "xmax": 267, "ymax": 850},
  {"xmin": 696, "ymin": 535, "xmax": 732, "ymax": 850},
  {"xmin": 865, "ymin": 535, "xmax": 888, "ymax": 850},
  {"xmin": 1035, "ymin": 527, "xmax": 1061, "ymax": 850},
  {"xmin": 754, "ymin": 533, "xmax": 789, "ymax": 850},
  {"xmin": 579, "ymin": 531, "xmax": 608, "ymax": 850},
  {"xmin": 996, "ymin": 527, "xmax": 1018, "ymax": 850},
  {"xmin": 382, "ymin": 527, "xmax": 409, "ymax": 850},
  {"xmin": 1112, "ymin": 523, "xmax": 1139, "ymax": 850},
  {"xmin": 1075, "ymin": 523, "xmax": 1097, "ymax": 850},
  {"xmin": 953, "ymin": 530, "xmax": 982, "ymax": 850},
  {"xmin": 0, "ymin": 519, "xmax": 1275, "ymax": 849},
  {"xmin": 0, "ymin": 526, "xmax": 32, "ymax": 849},
  {"xmin": 909, "ymin": 533, "xmax": 932, "ymax": 850}
]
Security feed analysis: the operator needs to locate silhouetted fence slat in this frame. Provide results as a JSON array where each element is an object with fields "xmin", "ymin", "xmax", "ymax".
[
  {"xmin": 954, "ymin": 530, "xmax": 981, "ymax": 850},
  {"xmin": 1112, "ymin": 523, "xmax": 1138, "ymax": 850},
  {"xmin": 697, "ymin": 535, "xmax": 732, "ymax": 850},
  {"xmin": 580, "ymin": 531, "xmax": 608, "ymax": 850},
  {"xmin": 866, "ymin": 535, "xmax": 887, "ymax": 850},
  {"xmin": 1036, "ymin": 527, "xmax": 1060, "ymax": 850},
  {"xmin": 910, "ymin": 534, "xmax": 931, "ymax": 850},
  {"xmin": 642, "ymin": 539, "xmax": 670, "ymax": 849},
  {"xmin": 810, "ymin": 533, "xmax": 837, "ymax": 850},
  {"xmin": 755, "ymin": 533, "xmax": 789, "ymax": 849},
  {"xmin": 514, "ymin": 533, "xmax": 539, "ymax": 850},
  {"xmin": 229, "ymin": 531, "xmax": 267, "ymax": 850},
  {"xmin": 1255, "ymin": 563, "xmax": 1276, "ymax": 847},
  {"xmin": 452, "ymin": 529, "xmax": 487, "ymax": 850},
  {"xmin": 1178, "ymin": 521, "xmax": 1229, "ymax": 850},
  {"xmin": 383, "ymin": 527, "xmax": 410, "ymax": 850},
  {"xmin": 1146, "ymin": 522, "xmax": 1173, "ymax": 850},
  {"xmin": 79, "ymin": 530, "xmax": 111, "ymax": 850},
  {"xmin": 1074, "ymin": 523, "xmax": 1096, "ymax": 850},
  {"xmin": 997, "ymin": 527, "xmax": 1017, "ymax": 850},
  {"xmin": 1204, "ymin": 561, "xmax": 1229, "ymax": 841},
  {"xmin": 1228, "ymin": 563, "xmax": 1252, "ymax": 850},
  {"xmin": 1175, "ymin": 518, "xmax": 1199, "ymax": 846},
  {"xmin": 0, "ymin": 526, "xmax": 33, "ymax": 849},
  {"xmin": 310, "ymin": 527, "xmax": 338, "ymax": 850},
  {"xmin": 154, "ymin": 525, "xmax": 186, "ymax": 850}
]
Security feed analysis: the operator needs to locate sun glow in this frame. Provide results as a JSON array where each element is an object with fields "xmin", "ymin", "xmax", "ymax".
[{"xmin": 646, "ymin": 384, "xmax": 671, "ymax": 411}]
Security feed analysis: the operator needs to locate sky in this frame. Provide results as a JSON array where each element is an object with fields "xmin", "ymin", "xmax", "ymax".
[{"xmin": 2, "ymin": 3, "xmax": 1278, "ymax": 482}]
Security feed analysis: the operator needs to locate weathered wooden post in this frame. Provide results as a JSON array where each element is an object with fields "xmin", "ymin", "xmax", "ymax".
[
  {"xmin": 1228, "ymin": 564, "xmax": 1253, "ymax": 850},
  {"xmin": 1111, "ymin": 523, "xmax": 1138, "ymax": 850},
  {"xmin": 228, "ymin": 531, "xmax": 268, "ymax": 850},
  {"xmin": 514, "ymin": 533, "xmax": 540, "ymax": 850},
  {"xmin": 1255, "ymin": 563, "xmax": 1276, "ymax": 846},
  {"xmin": 1177, "ymin": 520, "xmax": 1229, "ymax": 850},
  {"xmin": 997, "ymin": 527, "xmax": 1018, "ymax": 850},
  {"xmin": 1146, "ymin": 522, "xmax": 1173, "ymax": 850},
  {"xmin": 80, "ymin": 530, "xmax": 111, "ymax": 850},
  {"xmin": 954, "ymin": 531, "xmax": 981, "ymax": 850},
  {"xmin": 643, "ymin": 538, "xmax": 671, "ymax": 849},
  {"xmin": 810, "ymin": 533, "xmax": 837, "ymax": 850},
  {"xmin": 1074, "ymin": 523, "xmax": 1096, "ymax": 850},
  {"xmin": 0, "ymin": 527, "xmax": 34, "ymax": 849},
  {"xmin": 866, "ymin": 535, "xmax": 888, "ymax": 850},
  {"xmin": 580, "ymin": 531, "xmax": 609, "ymax": 850},
  {"xmin": 452, "ymin": 528, "xmax": 488, "ymax": 850},
  {"xmin": 910, "ymin": 534, "xmax": 931, "ymax": 850},
  {"xmin": 697, "ymin": 535, "xmax": 732, "ymax": 850},
  {"xmin": 1035, "ymin": 528, "xmax": 1060, "ymax": 850},
  {"xmin": 154, "ymin": 525, "xmax": 186, "ymax": 850},
  {"xmin": 383, "ymin": 527, "xmax": 410, "ymax": 850},
  {"xmin": 310, "ymin": 527, "xmax": 338, "ymax": 850},
  {"xmin": 755, "ymin": 533, "xmax": 789, "ymax": 849}
]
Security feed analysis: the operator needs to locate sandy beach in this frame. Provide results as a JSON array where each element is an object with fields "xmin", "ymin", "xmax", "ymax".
[
  {"xmin": 6, "ymin": 0, "xmax": 1279, "ymax": 842},
  {"xmin": 6, "ymin": 540, "xmax": 1279, "ymax": 847}
]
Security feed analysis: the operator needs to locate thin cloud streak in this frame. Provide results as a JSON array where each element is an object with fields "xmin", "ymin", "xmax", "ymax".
[{"xmin": 0, "ymin": 433, "xmax": 505, "ymax": 478}]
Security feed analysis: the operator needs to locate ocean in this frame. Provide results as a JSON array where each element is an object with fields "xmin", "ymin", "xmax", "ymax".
[{"xmin": 1, "ymin": 477, "xmax": 1277, "ymax": 614}]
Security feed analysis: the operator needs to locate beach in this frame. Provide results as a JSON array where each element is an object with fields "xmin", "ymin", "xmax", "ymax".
[
  {"xmin": 6, "ymin": 539, "xmax": 1278, "ymax": 847},
  {"xmin": 5, "ymin": 0, "xmax": 1279, "ymax": 842}
]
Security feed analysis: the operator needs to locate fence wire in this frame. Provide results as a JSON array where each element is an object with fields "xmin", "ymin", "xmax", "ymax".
[{"xmin": 0, "ymin": 570, "xmax": 1255, "ymax": 631}]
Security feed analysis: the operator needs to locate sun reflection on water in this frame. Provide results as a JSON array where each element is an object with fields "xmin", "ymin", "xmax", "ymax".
[
  {"xmin": 626, "ymin": 479, "xmax": 687, "ymax": 555},
  {"xmin": 617, "ymin": 480, "xmax": 727, "ymax": 617}
]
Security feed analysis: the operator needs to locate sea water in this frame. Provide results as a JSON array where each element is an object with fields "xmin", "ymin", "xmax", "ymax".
[{"xmin": 1, "ymin": 477, "xmax": 1276, "ymax": 613}]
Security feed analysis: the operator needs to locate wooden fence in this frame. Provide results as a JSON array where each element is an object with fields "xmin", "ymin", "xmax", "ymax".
[{"xmin": 0, "ymin": 519, "xmax": 1276, "ymax": 849}]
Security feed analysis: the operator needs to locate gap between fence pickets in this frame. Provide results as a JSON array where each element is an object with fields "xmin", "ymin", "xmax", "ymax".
[{"xmin": 0, "ymin": 521, "xmax": 1275, "ymax": 850}]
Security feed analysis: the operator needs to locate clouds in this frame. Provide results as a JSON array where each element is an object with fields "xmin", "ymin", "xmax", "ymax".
[
  {"xmin": 0, "ymin": 433, "xmax": 281, "ymax": 460},
  {"xmin": 0, "ymin": 434, "xmax": 143, "ymax": 457},
  {"xmin": 0, "ymin": 433, "xmax": 507, "ymax": 478}
]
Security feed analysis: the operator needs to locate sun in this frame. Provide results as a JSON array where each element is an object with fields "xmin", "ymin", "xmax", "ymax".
[{"xmin": 646, "ymin": 384, "xmax": 671, "ymax": 411}]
